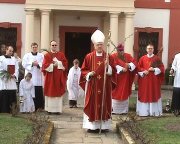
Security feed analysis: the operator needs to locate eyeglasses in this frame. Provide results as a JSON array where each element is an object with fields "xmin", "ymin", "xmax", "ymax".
[
  {"xmin": 32, "ymin": 46, "xmax": 38, "ymax": 48},
  {"xmin": 51, "ymin": 45, "xmax": 57, "ymax": 46}
]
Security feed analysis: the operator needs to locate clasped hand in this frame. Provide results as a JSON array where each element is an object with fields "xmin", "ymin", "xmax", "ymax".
[
  {"xmin": 89, "ymin": 71, "xmax": 95, "ymax": 76},
  {"xmin": 143, "ymin": 70, "xmax": 149, "ymax": 75},
  {"xmin": 148, "ymin": 67, "xmax": 155, "ymax": 72},
  {"xmin": 53, "ymin": 61, "xmax": 58, "ymax": 67},
  {"xmin": 32, "ymin": 61, "xmax": 39, "ymax": 66}
]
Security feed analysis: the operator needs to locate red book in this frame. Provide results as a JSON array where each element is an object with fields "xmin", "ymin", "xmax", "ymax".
[{"xmin": 7, "ymin": 65, "xmax": 15, "ymax": 75}]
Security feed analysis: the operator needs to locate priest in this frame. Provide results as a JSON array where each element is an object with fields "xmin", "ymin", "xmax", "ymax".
[
  {"xmin": 42, "ymin": 40, "xmax": 68, "ymax": 114},
  {"xmin": 137, "ymin": 43, "xmax": 164, "ymax": 116},
  {"xmin": 80, "ymin": 30, "xmax": 116, "ymax": 131},
  {"xmin": 111, "ymin": 43, "xmax": 137, "ymax": 114}
]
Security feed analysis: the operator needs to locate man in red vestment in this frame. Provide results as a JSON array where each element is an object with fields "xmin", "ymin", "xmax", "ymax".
[
  {"xmin": 137, "ymin": 43, "xmax": 164, "ymax": 116},
  {"xmin": 80, "ymin": 30, "xmax": 116, "ymax": 131},
  {"xmin": 111, "ymin": 43, "xmax": 137, "ymax": 114},
  {"xmin": 42, "ymin": 40, "xmax": 68, "ymax": 114}
]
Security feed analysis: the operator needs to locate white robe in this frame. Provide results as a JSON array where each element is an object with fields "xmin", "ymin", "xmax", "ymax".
[
  {"xmin": 83, "ymin": 82, "xmax": 112, "ymax": 130},
  {"xmin": 67, "ymin": 66, "xmax": 83, "ymax": 101},
  {"xmin": 22, "ymin": 52, "xmax": 44, "ymax": 86},
  {"xmin": 0, "ymin": 56, "xmax": 18, "ymax": 90},
  {"xmin": 45, "ymin": 96, "xmax": 63, "ymax": 113},
  {"xmin": 136, "ymin": 98, "xmax": 162, "ymax": 116},
  {"xmin": 171, "ymin": 53, "xmax": 180, "ymax": 88},
  {"xmin": 19, "ymin": 79, "xmax": 35, "ymax": 112},
  {"xmin": 112, "ymin": 99, "xmax": 129, "ymax": 114}
]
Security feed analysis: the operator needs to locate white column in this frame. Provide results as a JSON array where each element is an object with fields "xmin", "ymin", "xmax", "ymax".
[
  {"xmin": 25, "ymin": 8, "xmax": 35, "ymax": 53},
  {"xmin": 102, "ymin": 15, "xmax": 109, "ymax": 46},
  {"xmin": 40, "ymin": 9, "xmax": 51, "ymax": 50},
  {"xmin": 109, "ymin": 12, "xmax": 119, "ymax": 53},
  {"xmin": 124, "ymin": 12, "xmax": 135, "ymax": 56},
  {"xmin": 118, "ymin": 14, "xmax": 125, "ymax": 43},
  {"xmin": 125, "ymin": 12, "xmax": 136, "ymax": 90}
]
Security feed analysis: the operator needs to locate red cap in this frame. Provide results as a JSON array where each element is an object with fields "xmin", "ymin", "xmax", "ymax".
[{"xmin": 117, "ymin": 43, "xmax": 124, "ymax": 51}]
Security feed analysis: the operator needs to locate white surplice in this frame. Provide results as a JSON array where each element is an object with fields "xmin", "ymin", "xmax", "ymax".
[
  {"xmin": 171, "ymin": 53, "xmax": 180, "ymax": 88},
  {"xmin": 22, "ymin": 52, "xmax": 44, "ymax": 86},
  {"xmin": 67, "ymin": 66, "xmax": 84, "ymax": 101},
  {"xmin": 0, "ymin": 55, "xmax": 19, "ymax": 90},
  {"xmin": 19, "ymin": 79, "xmax": 35, "ymax": 112},
  {"xmin": 112, "ymin": 99, "xmax": 129, "ymax": 114},
  {"xmin": 45, "ymin": 96, "xmax": 63, "ymax": 113}
]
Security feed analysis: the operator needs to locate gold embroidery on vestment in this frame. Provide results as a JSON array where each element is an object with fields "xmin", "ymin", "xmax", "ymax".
[{"xmin": 97, "ymin": 75, "xmax": 101, "ymax": 80}]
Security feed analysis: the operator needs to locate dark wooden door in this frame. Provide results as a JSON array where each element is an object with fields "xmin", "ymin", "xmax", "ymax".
[{"xmin": 65, "ymin": 32, "xmax": 91, "ymax": 69}]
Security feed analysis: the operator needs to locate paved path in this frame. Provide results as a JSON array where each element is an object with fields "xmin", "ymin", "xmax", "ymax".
[
  {"xmin": 49, "ymin": 89, "xmax": 172, "ymax": 144},
  {"xmin": 49, "ymin": 93, "xmax": 123, "ymax": 144}
]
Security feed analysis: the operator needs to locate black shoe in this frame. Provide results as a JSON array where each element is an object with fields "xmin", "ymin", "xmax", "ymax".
[
  {"xmin": 100, "ymin": 129, "xmax": 109, "ymax": 133},
  {"xmin": 87, "ymin": 129, "xmax": 99, "ymax": 133},
  {"xmin": 55, "ymin": 112, "xmax": 61, "ymax": 115},
  {"xmin": 174, "ymin": 110, "xmax": 179, "ymax": 117},
  {"xmin": 112, "ymin": 113, "xmax": 117, "ymax": 115},
  {"xmin": 74, "ymin": 105, "xmax": 78, "ymax": 108},
  {"xmin": 47, "ymin": 112, "xmax": 52, "ymax": 115}
]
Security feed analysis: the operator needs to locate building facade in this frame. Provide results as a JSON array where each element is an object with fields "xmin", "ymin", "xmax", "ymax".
[
  {"xmin": 134, "ymin": 0, "xmax": 180, "ymax": 68},
  {"xmin": 0, "ymin": 0, "xmax": 25, "ymax": 57},
  {"xmin": 24, "ymin": 0, "xmax": 135, "ymax": 67}
]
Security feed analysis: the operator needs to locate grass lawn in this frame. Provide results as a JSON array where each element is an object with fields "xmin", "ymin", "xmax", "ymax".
[
  {"xmin": 0, "ymin": 114, "xmax": 33, "ymax": 144},
  {"xmin": 137, "ymin": 117, "xmax": 180, "ymax": 144},
  {"xmin": 126, "ymin": 91, "xmax": 180, "ymax": 144}
]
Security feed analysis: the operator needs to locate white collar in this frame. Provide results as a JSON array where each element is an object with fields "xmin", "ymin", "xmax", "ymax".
[
  {"xmin": 147, "ymin": 54, "xmax": 154, "ymax": 58},
  {"xmin": 51, "ymin": 50, "xmax": 57, "ymax": 53},
  {"xmin": 96, "ymin": 51, "xmax": 103, "ymax": 56}
]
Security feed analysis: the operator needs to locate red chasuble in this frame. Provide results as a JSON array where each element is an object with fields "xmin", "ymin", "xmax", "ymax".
[
  {"xmin": 111, "ymin": 53, "xmax": 137, "ymax": 101},
  {"xmin": 42, "ymin": 52, "xmax": 68, "ymax": 97},
  {"xmin": 80, "ymin": 50, "xmax": 116, "ymax": 122},
  {"xmin": 138, "ymin": 55, "xmax": 164, "ymax": 102}
]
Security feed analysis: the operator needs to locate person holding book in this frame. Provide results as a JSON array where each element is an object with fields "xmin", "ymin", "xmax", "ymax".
[{"xmin": 0, "ymin": 46, "xmax": 19, "ymax": 113}]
